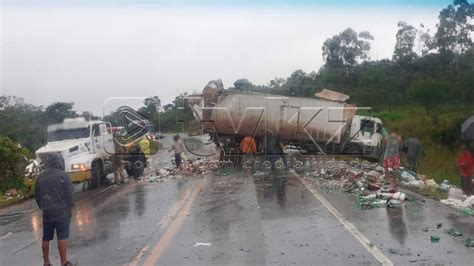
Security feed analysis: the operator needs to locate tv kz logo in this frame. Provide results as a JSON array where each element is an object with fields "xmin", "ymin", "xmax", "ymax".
[{"xmin": 180, "ymin": 96, "xmax": 374, "ymax": 157}]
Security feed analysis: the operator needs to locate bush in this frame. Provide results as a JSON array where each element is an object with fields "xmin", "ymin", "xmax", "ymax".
[
  {"xmin": 0, "ymin": 135, "xmax": 30, "ymax": 191},
  {"xmin": 431, "ymin": 118, "xmax": 465, "ymax": 150}
]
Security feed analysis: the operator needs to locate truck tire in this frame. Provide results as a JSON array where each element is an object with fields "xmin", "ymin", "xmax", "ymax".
[
  {"xmin": 126, "ymin": 155, "xmax": 146, "ymax": 179},
  {"xmin": 89, "ymin": 160, "xmax": 106, "ymax": 189},
  {"xmin": 125, "ymin": 165, "xmax": 134, "ymax": 177},
  {"xmin": 89, "ymin": 162, "xmax": 101, "ymax": 189},
  {"xmin": 134, "ymin": 161, "xmax": 145, "ymax": 179}
]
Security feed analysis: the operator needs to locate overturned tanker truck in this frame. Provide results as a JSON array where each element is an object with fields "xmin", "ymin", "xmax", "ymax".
[{"xmin": 188, "ymin": 80, "xmax": 387, "ymax": 160}]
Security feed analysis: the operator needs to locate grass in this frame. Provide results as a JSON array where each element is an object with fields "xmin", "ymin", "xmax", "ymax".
[
  {"xmin": 374, "ymin": 105, "xmax": 474, "ymax": 186},
  {"xmin": 0, "ymin": 194, "xmax": 17, "ymax": 207},
  {"xmin": 0, "ymin": 189, "xmax": 31, "ymax": 208},
  {"xmin": 0, "ymin": 176, "xmax": 32, "ymax": 208}
]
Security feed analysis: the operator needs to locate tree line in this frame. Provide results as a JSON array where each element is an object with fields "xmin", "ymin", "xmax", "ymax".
[{"xmin": 235, "ymin": 0, "xmax": 473, "ymax": 114}]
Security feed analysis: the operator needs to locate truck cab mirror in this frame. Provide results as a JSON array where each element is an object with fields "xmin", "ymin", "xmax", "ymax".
[
  {"xmin": 92, "ymin": 124, "xmax": 101, "ymax": 137},
  {"xmin": 105, "ymin": 122, "xmax": 113, "ymax": 135}
]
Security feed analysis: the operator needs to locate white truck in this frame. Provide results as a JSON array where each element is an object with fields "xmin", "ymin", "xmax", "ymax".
[
  {"xmin": 189, "ymin": 87, "xmax": 387, "ymax": 160},
  {"xmin": 24, "ymin": 117, "xmax": 148, "ymax": 189}
]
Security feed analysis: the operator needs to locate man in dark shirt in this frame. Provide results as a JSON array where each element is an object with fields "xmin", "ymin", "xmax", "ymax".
[
  {"xmin": 402, "ymin": 138, "xmax": 424, "ymax": 173},
  {"xmin": 35, "ymin": 153, "xmax": 74, "ymax": 266}
]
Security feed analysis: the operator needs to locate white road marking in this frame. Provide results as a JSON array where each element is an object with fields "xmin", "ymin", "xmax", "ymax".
[
  {"xmin": 10, "ymin": 238, "xmax": 40, "ymax": 255},
  {"xmin": 293, "ymin": 172, "xmax": 394, "ymax": 266},
  {"xmin": 0, "ymin": 232, "xmax": 12, "ymax": 240}
]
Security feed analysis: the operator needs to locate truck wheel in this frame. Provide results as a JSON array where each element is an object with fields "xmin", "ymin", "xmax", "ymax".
[
  {"xmin": 126, "ymin": 156, "xmax": 145, "ymax": 179},
  {"xmin": 89, "ymin": 161, "xmax": 110, "ymax": 189},
  {"xmin": 134, "ymin": 164, "xmax": 144, "ymax": 179},
  {"xmin": 89, "ymin": 161, "xmax": 104, "ymax": 189},
  {"xmin": 125, "ymin": 166, "xmax": 134, "ymax": 177},
  {"xmin": 133, "ymin": 156, "xmax": 146, "ymax": 179}
]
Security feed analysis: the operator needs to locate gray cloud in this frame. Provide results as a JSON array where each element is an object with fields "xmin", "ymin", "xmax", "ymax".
[{"xmin": 1, "ymin": 6, "xmax": 438, "ymax": 115}]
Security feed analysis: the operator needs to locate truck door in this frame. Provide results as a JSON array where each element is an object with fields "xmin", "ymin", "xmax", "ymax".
[
  {"xmin": 91, "ymin": 124, "xmax": 105, "ymax": 157},
  {"xmin": 92, "ymin": 123, "xmax": 115, "ymax": 157},
  {"xmin": 102, "ymin": 123, "xmax": 116, "ymax": 156}
]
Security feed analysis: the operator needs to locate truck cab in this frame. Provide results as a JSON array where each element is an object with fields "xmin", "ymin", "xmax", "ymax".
[
  {"xmin": 347, "ymin": 115, "xmax": 387, "ymax": 158},
  {"xmin": 25, "ymin": 118, "xmax": 116, "ymax": 188}
]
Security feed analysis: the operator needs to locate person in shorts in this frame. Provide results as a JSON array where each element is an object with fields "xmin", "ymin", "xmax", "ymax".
[
  {"xmin": 35, "ymin": 153, "xmax": 74, "ymax": 266},
  {"xmin": 383, "ymin": 133, "xmax": 402, "ymax": 192}
]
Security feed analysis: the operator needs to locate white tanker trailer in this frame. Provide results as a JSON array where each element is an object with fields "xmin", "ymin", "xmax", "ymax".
[{"xmin": 189, "ymin": 85, "xmax": 386, "ymax": 160}]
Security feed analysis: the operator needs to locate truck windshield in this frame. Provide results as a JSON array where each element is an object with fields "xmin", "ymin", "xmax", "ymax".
[{"xmin": 48, "ymin": 127, "xmax": 90, "ymax": 142}]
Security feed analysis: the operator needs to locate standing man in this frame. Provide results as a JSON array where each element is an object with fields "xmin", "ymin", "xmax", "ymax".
[
  {"xmin": 457, "ymin": 141, "xmax": 474, "ymax": 196},
  {"xmin": 139, "ymin": 135, "xmax": 151, "ymax": 159},
  {"xmin": 402, "ymin": 137, "xmax": 424, "ymax": 173},
  {"xmin": 113, "ymin": 141, "xmax": 126, "ymax": 184},
  {"xmin": 35, "ymin": 153, "xmax": 74, "ymax": 266},
  {"xmin": 239, "ymin": 135, "xmax": 257, "ymax": 161},
  {"xmin": 169, "ymin": 135, "xmax": 185, "ymax": 169},
  {"xmin": 383, "ymin": 133, "xmax": 402, "ymax": 192},
  {"xmin": 264, "ymin": 131, "xmax": 279, "ymax": 170}
]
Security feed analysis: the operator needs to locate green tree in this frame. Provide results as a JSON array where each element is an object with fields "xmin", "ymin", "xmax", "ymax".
[
  {"xmin": 0, "ymin": 98, "xmax": 45, "ymax": 151},
  {"xmin": 139, "ymin": 96, "xmax": 161, "ymax": 121},
  {"xmin": 232, "ymin": 79, "xmax": 254, "ymax": 91},
  {"xmin": 408, "ymin": 79, "xmax": 452, "ymax": 114},
  {"xmin": 268, "ymin": 77, "xmax": 286, "ymax": 89},
  {"xmin": 80, "ymin": 111, "xmax": 100, "ymax": 121},
  {"xmin": 393, "ymin": 21, "xmax": 418, "ymax": 63},
  {"xmin": 0, "ymin": 135, "xmax": 30, "ymax": 191},
  {"xmin": 322, "ymin": 28, "xmax": 374, "ymax": 70},
  {"xmin": 43, "ymin": 102, "xmax": 78, "ymax": 125},
  {"xmin": 432, "ymin": 0, "xmax": 473, "ymax": 54}
]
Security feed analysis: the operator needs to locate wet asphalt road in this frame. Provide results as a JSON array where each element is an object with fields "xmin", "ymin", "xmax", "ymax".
[{"xmin": 1, "ymin": 137, "xmax": 473, "ymax": 265}]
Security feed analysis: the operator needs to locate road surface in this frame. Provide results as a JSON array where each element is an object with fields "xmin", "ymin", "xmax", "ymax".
[{"xmin": 1, "ymin": 137, "xmax": 473, "ymax": 265}]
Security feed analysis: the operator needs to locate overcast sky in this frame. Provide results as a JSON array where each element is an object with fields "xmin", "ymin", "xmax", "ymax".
[{"xmin": 1, "ymin": 1, "xmax": 448, "ymax": 115}]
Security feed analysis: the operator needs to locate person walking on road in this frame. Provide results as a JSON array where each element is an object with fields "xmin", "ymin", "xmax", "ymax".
[
  {"xmin": 383, "ymin": 133, "xmax": 402, "ymax": 192},
  {"xmin": 34, "ymin": 153, "xmax": 74, "ymax": 266},
  {"xmin": 169, "ymin": 135, "xmax": 185, "ymax": 169},
  {"xmin": 402, "ymin": 137, "xmax": 424, "ymax": 173},
  {"xmin": 457, "ymin": 141, "xmax": 474, "ymax": 196}
]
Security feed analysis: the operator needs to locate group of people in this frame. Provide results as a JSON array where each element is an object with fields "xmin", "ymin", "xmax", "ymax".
[
  {"xmin": 112, "ymin": 135, "xmax": 151, "ymax": 184},
  {"xmin": 32, "ymin": 130, "xmax": 474, "ymax": 266},
  {"xmin": 239, "ymin": 132, "xmax": 287, "ymax": 170},
  {"xmin": 383, "ymin": 132, "xmax": 473, "ymax": 197},
  {"xmin": 240, "ymin": 131, "xmax": 473, "ymax": 198},
  {"xmin": 382, "ymin": 133, "xmax": 424, "ymax": 192}
]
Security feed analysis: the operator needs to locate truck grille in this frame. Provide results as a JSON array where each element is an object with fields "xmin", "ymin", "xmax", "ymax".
[{"xmin": 37, "ymin": 152, "xmax": 61, "ymax": 163}]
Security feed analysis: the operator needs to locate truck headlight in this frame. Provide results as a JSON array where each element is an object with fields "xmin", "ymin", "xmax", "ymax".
[{"xmin": 71, "ymin": 163, "xmax": 88, "ymax": 171}]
